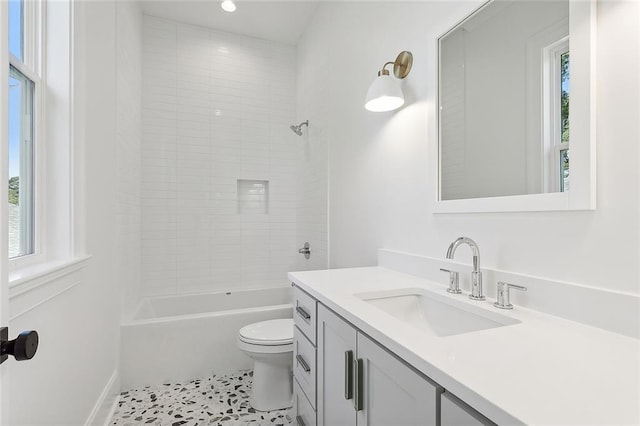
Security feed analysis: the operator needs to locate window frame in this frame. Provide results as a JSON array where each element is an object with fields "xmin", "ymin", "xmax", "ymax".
[{"xmin": 8, "ymin": 0, "xmax": 46, "ymax": 270}]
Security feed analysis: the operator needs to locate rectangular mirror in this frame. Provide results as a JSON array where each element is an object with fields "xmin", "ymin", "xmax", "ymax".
[{"xmin": 436, "ymin": 0, "xmax": 595, "ymax": 213}]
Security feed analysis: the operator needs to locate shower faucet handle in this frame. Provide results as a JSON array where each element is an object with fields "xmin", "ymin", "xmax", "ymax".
[
  {"xmin": 440, "ymin": 268, "xmax": 461, "ymax": 294},
  {"xmin": 298, "ymin": 242, "xmax": 311, "ymax": 259}
]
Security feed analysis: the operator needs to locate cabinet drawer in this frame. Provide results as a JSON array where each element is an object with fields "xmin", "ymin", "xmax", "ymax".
[
  {"xmin": 293, "ymin": 285, "xmax": 317, "ymax": 344},
  {"xmin": 294, "ymin": 379, "xmax": 316, "ymax": 426},
  {"xmin": 293, "ymin": 326, "xmax": 316, "ymax": 408}
]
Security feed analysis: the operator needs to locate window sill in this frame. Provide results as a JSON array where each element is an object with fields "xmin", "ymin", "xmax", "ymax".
[{"xmin": 9, "ymin": 255, "xmax": 93, "ymax": 300}]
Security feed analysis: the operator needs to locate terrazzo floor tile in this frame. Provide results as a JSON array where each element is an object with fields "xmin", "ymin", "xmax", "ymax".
[{"xmin": 111, "ymin": 370, "xmax": 293, "ymax": 426}]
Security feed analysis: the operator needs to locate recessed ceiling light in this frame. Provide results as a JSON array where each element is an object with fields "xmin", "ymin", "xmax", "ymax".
[{"xmin": 221, "ymin": 0, "xmax": 237, "ymax": 13}]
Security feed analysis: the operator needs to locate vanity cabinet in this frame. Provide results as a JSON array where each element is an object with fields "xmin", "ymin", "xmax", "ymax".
[
  {"xmin": 293, "ymin": 284, "xmax": 493, "ymax": 426},
  {"xmin": 317, "ymin": 303, "xmax": 438, "ymax": 426}
]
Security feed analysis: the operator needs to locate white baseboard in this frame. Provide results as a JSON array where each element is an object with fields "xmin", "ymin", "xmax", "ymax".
[
  {"xmin": 379, "ymin": 249, "xmax": 640, "ymax": 339},
  {"xmin": 85, "ymin": 370, "xmax": 120, "ymax": 426}
]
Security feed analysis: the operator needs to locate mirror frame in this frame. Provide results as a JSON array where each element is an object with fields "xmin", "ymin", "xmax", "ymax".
[{"xmin": 432, "ymin": 0, "xmax": 596, "ymax": 213}]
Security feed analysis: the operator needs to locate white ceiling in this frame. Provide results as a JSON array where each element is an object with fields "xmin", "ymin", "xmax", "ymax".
[{"xmin": 140, "ymin": 0, "xmax": 320, "ymax": 45}]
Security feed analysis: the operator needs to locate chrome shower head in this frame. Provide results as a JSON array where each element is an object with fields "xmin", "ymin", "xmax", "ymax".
[
  {"xmin": 290, "ymin": 125, "xmax": 303, "ymax": 136},
  {"xmin": 290, "ymin": 120, "xmax": 309, "ymax": 136}
]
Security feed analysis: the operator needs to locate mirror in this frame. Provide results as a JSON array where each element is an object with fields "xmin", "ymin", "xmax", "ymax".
[{"xmin": 436, "ymin": 0, "xmax": 595, "ymax": 213}]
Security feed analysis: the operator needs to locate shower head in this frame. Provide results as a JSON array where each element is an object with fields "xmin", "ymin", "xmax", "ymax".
[
  {"xmin": 290, "ymin": 120, "xmax": 309, "ymax": 136},
  {"xmin": 290, "ymin": 125, "xmax": 303, "ymax": 136}
]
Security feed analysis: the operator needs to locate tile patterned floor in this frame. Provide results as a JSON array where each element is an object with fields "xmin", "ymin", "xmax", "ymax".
[{"xmin": 111, "ymin": 370, "xmax": 293, "ymax": 426}]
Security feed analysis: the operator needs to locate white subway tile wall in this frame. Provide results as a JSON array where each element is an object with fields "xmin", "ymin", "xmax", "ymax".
[
  {"xmin": 117, "ymin": 1, "xmax": 143, "ymax": 319},
  {"xmin": 295, "ymin": 18, "xmax": 329, "ymax": 273},
  {"xmin": 141, "ymin": 16, "xmax": 309, "ymax": 296}
]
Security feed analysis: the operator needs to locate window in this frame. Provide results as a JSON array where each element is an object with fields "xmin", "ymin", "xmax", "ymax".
[
  {"xmin": 544, "ymin": 37, "xmax": 569, "ymax": 193},
  {"xmin": 8, "ymin": 66, "xmax": 35, "ymax": 258},
  {"xmin": 559, "ymin": 51, "xmax": 569, "ymax": 192},
  {"xmin": 5, "ymin": 0, "xmax": 77, "ymax": 278},
  {"xmin": 7, "ymin": 0, "xmax": 41, "ymax": 260},
  {"xmin": 9, "ymin": 0, "xmax": 23, "ymax": 60}
]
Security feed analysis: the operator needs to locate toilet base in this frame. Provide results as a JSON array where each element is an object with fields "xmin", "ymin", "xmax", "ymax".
[{"xmin": 250, "ymin": 354, "xmax": 293, "ymax": 411}]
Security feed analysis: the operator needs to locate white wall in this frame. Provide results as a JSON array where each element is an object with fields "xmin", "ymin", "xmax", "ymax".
[
  {"xmin": 117, "ymin": 1, "xmax": 143, "ymax": 320},
  {"xmin": 298, "ymin": 1, "xmax": 639, "ymax": 296},
  {"xmin": 6, "ymin": 1, "xmax": 121, "ymax": 424},
  {"xmin": 81, "ymin": 0, "xmax": 121, "ymax": 416},
  {"xmin": 141, "ymin": 17, "xmax": 301, "ymax": 296}
]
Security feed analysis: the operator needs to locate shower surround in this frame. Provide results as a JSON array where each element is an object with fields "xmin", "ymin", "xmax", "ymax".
[{"xmin": 141, "ymin": 16, "xmax": 315, "ymax": 298}]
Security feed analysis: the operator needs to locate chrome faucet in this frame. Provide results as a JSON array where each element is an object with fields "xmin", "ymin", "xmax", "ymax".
[{"xmin": 446, "ymin": 237, "xmax": 485, "ymax": 300}]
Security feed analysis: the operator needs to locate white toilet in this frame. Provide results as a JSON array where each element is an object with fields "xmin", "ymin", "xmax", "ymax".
[{"xmin": 237, "ymin": 318, "xmax": 294, "ymax": 411}]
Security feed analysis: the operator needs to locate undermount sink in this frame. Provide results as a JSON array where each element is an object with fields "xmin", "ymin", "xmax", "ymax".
[{"xmin": 356, "ymin": 288, "xmax": 520, "ymax": 337}]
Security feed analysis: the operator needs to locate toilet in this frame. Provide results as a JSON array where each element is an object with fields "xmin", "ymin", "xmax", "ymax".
[{"xmin": 237, "ymin": 318, "xmax": 294, "ymax": 411}]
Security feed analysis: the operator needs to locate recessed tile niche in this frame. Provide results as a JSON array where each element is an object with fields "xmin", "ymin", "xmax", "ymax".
[{"xmin": 237, "ymin": 179, "xmax": 269, "ymax": 214}]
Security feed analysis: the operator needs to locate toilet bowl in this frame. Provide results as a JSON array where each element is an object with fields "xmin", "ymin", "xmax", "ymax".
[{"xmin": 237, "ymin": 318, "xmax": 294, "ymax": 411}]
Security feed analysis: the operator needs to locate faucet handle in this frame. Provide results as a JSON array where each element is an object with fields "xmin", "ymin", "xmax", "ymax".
[
  {"xmin": 494, "ymin": 281, "xmax": 527, "ymax": 310},
  {"xmin": 440, "ymin": 268, "xmax": 461, "ymax": 294}
]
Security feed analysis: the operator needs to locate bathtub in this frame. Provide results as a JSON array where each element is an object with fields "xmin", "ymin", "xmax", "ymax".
[{"xmin": 120, "ymin": 287, "xmax": 293, "ymax": 390}]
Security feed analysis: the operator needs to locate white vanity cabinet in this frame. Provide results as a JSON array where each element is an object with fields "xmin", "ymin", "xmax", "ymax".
[
  {"xmin": 317, "ymin": 303, "xmax": 438, "ymax": 426},
  {"xmin": 293, "ymin": 284, "xmax": 494, "ymax": 426}
]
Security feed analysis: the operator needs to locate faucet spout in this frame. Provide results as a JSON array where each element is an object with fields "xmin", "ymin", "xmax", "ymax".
[
  {"xmin": 445, "ymin": 237, "xmax": 485, "ymax": 301},
  {"xmin": 447, "ymin": 237, "xmax": 480, "ymax": 271}
]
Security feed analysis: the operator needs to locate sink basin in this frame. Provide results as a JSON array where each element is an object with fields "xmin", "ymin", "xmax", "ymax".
[{"xmin": 356, "ymin": 288, "xmax": 520, "ymax": 337}]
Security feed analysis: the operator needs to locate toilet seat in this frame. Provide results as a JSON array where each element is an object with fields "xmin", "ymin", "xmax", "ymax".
[
  {"xmin": 237, "ymin": 338, "xmax": 293, "ymax": 354},
  {"xmin": 238, "ymin": 319, "xmax": 293, "ymax": 346}
]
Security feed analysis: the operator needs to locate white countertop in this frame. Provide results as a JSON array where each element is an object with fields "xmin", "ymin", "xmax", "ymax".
[{"xmin": 288, "ymin": 267, "xmax": 640, "ymax": 425}]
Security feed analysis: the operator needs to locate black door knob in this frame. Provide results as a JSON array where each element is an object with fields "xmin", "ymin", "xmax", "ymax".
[{"xmin": 0, "ymin": 328, "xmax": 39, "ymax": 363}]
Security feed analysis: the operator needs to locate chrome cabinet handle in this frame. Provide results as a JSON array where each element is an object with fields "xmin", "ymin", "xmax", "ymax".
[
  {"xmin": 354, "ymin": 358, "xmax": 364, "ymax": 411},
  {"xmin": 344, "ymin": 350, "xmax": 354, "ymax": 400},
  {"xmin": 296, "ymin": 415, "xmax": 306, "ymax": 426},
  {"xmin": 296, "ymin": 354, "xmax": 311, "ymax": 373},
  {"xmin": 295, "ymin": 306, "xmax": 311, "ymax": 322}
]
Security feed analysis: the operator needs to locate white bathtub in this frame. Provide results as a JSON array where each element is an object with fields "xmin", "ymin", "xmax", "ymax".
[{"xmin": 121, "ymin": 287, "xmax": 293, "ymax": 390}]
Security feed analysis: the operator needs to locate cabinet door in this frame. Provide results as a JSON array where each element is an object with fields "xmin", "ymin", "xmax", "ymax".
[
  {"xmin": 356, "ymin": 333, "xmax": 438, "ymax": 426},
  {"xmin": 441, "ymin": 391, "xmax": 495, "ymax": 426},
  {"xmin": 317, "ymin": 304, "xmax": 357, "ymax": 426}
]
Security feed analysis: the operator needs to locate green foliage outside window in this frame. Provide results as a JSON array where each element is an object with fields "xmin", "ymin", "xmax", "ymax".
[
  {"xmin": 8, "ymin": 176, "xmax": 19, "ymax": 205},
  {"xmin": 561, "ymin": 52, "xmax": 569, "ymax": 143}
]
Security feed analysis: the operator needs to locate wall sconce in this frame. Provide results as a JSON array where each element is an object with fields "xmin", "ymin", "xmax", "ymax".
[{"xmin": 364, "ymin": 51, "xmax": 413, "ymax": 112}]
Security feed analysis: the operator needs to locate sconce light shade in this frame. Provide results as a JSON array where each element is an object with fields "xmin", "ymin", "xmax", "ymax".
[
  {"xmin": 364, "ymin": 51, "xmax": 413, "ymax": 112},
  {"xmin": 365, "ymin": 74, "xmax": 404, "ymax": 112},
  {"xmin": 221, "ymin": 0, "xmax": 237, "ymax": 12}
]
